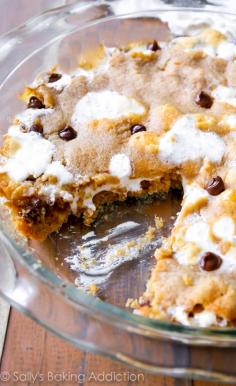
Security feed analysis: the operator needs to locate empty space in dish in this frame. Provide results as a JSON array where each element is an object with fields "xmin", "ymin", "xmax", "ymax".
[{"xmin": 29, "ymin": 192, "xmax": 180, "ymax": 309}]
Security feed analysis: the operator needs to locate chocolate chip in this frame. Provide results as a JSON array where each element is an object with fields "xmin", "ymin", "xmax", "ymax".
[
  {"xmin": 22, "ymin": 199, "xmax": 45, "ymax": 223},
  {"xmin": 58, "ymin": 126, "xmax": 77, "ymax": 141},
  {"xmin": 188, "ymin": 304, "xmax": 204, "ymax": 318},
  {"xmin": 195, "ymin": 91, "xmax": 213, "ymax": 109},
  {"xmin": 192, "ymin": 303, "xmax": 204, "ymax": 314},
  {"xmin": 26, "ymin": 175, "xmax": 36, "ymax": 182},
  {"xmin": 139, "ymin": 299, "xmax": 150, "ymax": 307},
  {"xmin": 28, "ymin": 96, "xmax": 45, "ymax": 109},
  {"xmin": 48, "ymin": 73, "xmax": 62, "ymax": 83},
  {"xmin": 130, "ymin": 124, "xmax": 147, "ymax": 135},
  {"xmin": 29, "ymin": 124, "xmax": 43, "ymax": 135},
  {"xmin": 141, "ymin": 180, "xmax": 151, "ymax": 190},
  {"xmin": 20, "ymin": 123, "xmax": 27, "ymax": 133},
  {"xmin": 200, "ymin": 252, "xmax": 222, "ymax": 271},
  {"xmin": 206, "ymin": 176, "xmax": 225, "ymax": 196},
  {"xmin": 147, "ymin": 40, "xmax": 161, "ymax": 52}
]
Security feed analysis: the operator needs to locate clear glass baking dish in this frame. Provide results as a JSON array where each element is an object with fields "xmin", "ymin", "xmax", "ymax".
[{"xmin": 2, "ymin": 0, "xmax": 236, "ymax": 382}]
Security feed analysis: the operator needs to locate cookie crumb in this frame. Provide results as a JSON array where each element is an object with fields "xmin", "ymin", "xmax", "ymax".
[
  {"xmin": 126, "ymin": 298, "xmax": 139, "ymax": 308},
  {"xmin": 88, "ymin": 283, "xmax": 98, "ymax": 296},
  {"xmin": 154, "ymin": 216, "xmax": 164, "ymax": 230}
]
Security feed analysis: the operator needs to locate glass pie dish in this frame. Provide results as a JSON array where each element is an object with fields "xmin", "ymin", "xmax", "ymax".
[{"xmin": 2, "ymin": 0, "xmax": 236, "ymax": 382}]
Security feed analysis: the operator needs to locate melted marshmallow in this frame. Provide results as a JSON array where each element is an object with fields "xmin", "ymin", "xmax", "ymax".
[
  {"xmin": 183, "ymin": 184, "xmax": 209, "ymax": 206},
  {"xmin": 213, "ymin": 216, "xmax": 235, "ymax": 240},
  {"xmin": 193, "ymin": 310, "xmax": 218, "ymax": 327},
  {"xmin": 193, "ymin": 43, "xmax": 216, "ymax": 57},
  {"xmin": 71, "ymin": 47, "xmax": 118, "ymax": 81},
  {"xmin": 175, "ymin": 217, "xmax": 216, "ymax": 265},
  {"xmin": 168, "ymin": 306, "xmax": 222, "ymax": 327},
  {"xmin": 0, "ymin": 126, "xmax": 55, "ymax": 182},
  {"xmin": 212, "ymin": 86, "xmax": 236, "ymax": 107},
  {"xmin": 128, "ymin": 44, "xmax": 154, "ymax": 56},
  {"xmin": 185, "ymin": 220, "xmax": 216, "ymax": 251},
  {"xmin": 40, "ymin": 161, "xmax": 74, "ymax": 205},
  {"xmin": 216, "ymin": 40, "xmax": 236, "ymax": 60},
  {"xmin": 109, "ymin": 153, "xmax": 132, "ymax": 179},
  {"xmin": 16, "ymin": 108, "xmax": 53, "ymax": 128},
  {"xmin": 39, "ymin": 184, "xmax": 73, "ymax": 204},
  {"xmin": 168, "ymin": 306, "xmax": 189, "ymax": 325},
  {"xmin": 199, "ymin": 41, "xmax": 236, "ymax": 60},
  {"xmin": 174, "ymin": 212, "xmax": 236, "ymax": 271},
  {"xmin": 175, "ymin": 35, "xmax": 236, "ymax": 60},
  {"xmin": 221, "ymin": 114, "xmax": 236, "ymax": 129},
  {"xmin": 44, "ymin": 161, "xmax": 73, "ymax": 186},
  {"xmin": 71, "ymin": 91, "xmax": 145, "ymax": 126},
  {"xmin": 158, "ymin": 115, "xmax": 225, "ymax": 165}
]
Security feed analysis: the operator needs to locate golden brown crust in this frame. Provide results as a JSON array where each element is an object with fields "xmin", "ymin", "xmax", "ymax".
[{"xmin": 138, "ymin": 259, "xmax": 236, "ymax": 322}]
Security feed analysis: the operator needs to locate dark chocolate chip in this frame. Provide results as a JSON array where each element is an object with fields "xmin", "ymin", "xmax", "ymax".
[
  {"xmin": 141, "ymin": 180, "xmax": 151, "ymax": 190},
  {"xmin": 195, "ymin": 91, "xmax": 213, "ymax": 109},
  {"xmin": 192, "ymin": 303, "xmax": 204, "ymax": 314},
  {"xmin": 200, "ymin": 252, "xmax": 222, "ymax": 271},
  {"xmin": 26, "ymin": 175, "xmax": 36, "ymax": 182},
  {"xmin": 20, "ymin": 123, "xmax": 27, "ymax": 133},
  {"xmin": 29, "ymin": 124, "xmax": 43, "ymax": 135},
  {"xmin": 139, "ymin": 299, "xmax": 151, "ymax": 307},
  {"xmin": 48, "ymin": 73, "xmax": 62, "ymax": 83},
  {"xmin": 22, "ymin": 199, "xmax": 45, "ymax": 223},
  {"xmin": 28, "ymin": 96, "xmax": 45, "ymax": 109},
  {"xmin": 188, "ymin": 305, "xmax": 204, "ymax": 318},
  {"xmin": 130, "ymin": 124, "xmax": 147, "ymax": 135},
  {"xmin": 147, "ymin": 40, "xmax": 161, "ymax": 52},
  {"xmin": 58, "ymin": 126, "xmax": 77, "ymax": 141},
  {"xmin": 206, "ymin": 176, "xmax": 225, "ymax": 196}
]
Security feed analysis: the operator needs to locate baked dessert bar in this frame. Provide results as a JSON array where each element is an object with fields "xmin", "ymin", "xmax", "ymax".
[{"xmin": 1, "ymin": 28, "xmax": 236, "ymax": 327}]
